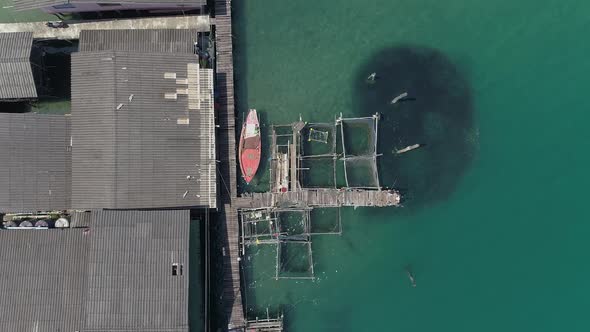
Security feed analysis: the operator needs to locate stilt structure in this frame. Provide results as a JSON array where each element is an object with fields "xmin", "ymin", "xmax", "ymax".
[
  {"xmin": 245, "ymin": 310, "xmax": 284, "ymax": 332},
  {"xmin": 237, "ymin": 113, "xmax": 401, "ymax": 209},
  {"xmin": 238, "ymin": 114, "xmax": 401, "ymax": 328},
  {"xmin": 240, "ymin": 207, "xmax": 316, "ymax": 280},
  {"xmin": 214, "ymin": 0, "xmax": 245, "ymax": 330},
  {"xmin": 337, "ymin": 113, "xmax": 381, "ymax": 189}
]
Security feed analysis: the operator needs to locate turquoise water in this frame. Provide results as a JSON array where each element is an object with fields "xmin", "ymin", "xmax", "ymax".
[
  {"xmin": 235, "ymin": 0, "xmax": 590, "ymax": 331},
  {"xmin": 3, "ymin": 2, "xmax": 590, "ymax": 330}
]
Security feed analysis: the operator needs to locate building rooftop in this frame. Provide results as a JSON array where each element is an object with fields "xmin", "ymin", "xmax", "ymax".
[
  {"xmin": 79, "ymin": 29, "xmax": 198, "ymax": 53},
  {"xmin": 0, "ymin": 210, "xmax": 190, "ymax": 332},
  {"xmin": 0, "ymin": 113, "xmax": 71, "ymax": 213},
  {"xmin": 0, "ymin": 32, "xmax": 36, "ymax": 100},
  {"xmin": 13, "ymin": 0, "xmax": 206, "ymax": 11},
  {"xmin": 71, "ymin": 29, "xmax": 216, "ymax": 210}
]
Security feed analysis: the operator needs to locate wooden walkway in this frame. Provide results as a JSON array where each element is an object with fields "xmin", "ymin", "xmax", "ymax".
[
  {"xmin": 215, "ymin": 0, "xmax": 245, "ymax": 331},
  {"xmin": 235, "ymin": 188, "xmax": 402, "ymax": 209},
  {"xmin": 0, "ymin": 15, "xmax": 210, "ymax": 39},
  {"xmin": 218, "ymin": 204, "xmax": 244, "ymax": 331}
]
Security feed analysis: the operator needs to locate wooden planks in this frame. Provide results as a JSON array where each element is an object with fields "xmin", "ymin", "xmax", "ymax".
[
  {"xmin": 215, "ymin": 0, "xmax": 245, "ymax": 330},
  {"xmin": 215, "ymin": 0, "xmax": 237, "ymax": 202},
  {"xmin": 219, "ymin": 204, "xmax": 245, "ymax": 330},
  {"xmin": 235, "ymin": 188, "xmax": 402, "ymax": 209}
]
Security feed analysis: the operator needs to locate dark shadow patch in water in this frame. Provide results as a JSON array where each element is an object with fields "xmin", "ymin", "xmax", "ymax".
[{"xmin": 352, "ymin": 45, "xmax": 477, "ymax": 213}]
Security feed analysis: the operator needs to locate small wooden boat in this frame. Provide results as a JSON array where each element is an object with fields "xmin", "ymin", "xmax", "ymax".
[
  {"xmin": 390, "ymin": 92, "xmax": 408, "ymax": 104},
  {"xmin": 239, "ymin": 109, "xmax": 261, "ymax": 184},
  {"xmin": 405, "ymin": 266, "xmax": 417, "ymax": 288},
  {"xmin": 394, "ymin": 143, "xmax": 423, "ymax": 155}
]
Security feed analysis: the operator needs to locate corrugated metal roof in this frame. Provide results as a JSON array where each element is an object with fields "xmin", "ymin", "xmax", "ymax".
[
  {"xmin": 72, "ymin": 30, "xmax": 216, "ymax": 210},
  {"xmin": 13, "ymin": 0, "xmax": 205, "ymax": 11},
  {"xmin": 80, "ymin": 29, "xmax": 198, "ymax": 53},
  {"xmin": 83, "ymin": 210, "xmax": 190, "ymax": 332},
  {"xmin": 0, "ymin": 32, "xmax": 37, "ymax": 100},
  {"xmin": 71, "ymin": 210, "xmax": 92, "ymax": 227},
  {"xmin": 0, "ymin": 228, "xmax": 90, "ymax": 332},
  {"xmin": 0, "ymin": 113, "xmax": 71, "ymax": 213},
  {"xmin": 0, "ymin": 210, "xmax": 191, "ymax": 332}
]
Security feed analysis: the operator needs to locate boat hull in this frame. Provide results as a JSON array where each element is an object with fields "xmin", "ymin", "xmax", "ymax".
[{"xmin": 239, "ymin": 109, "xmax": 261, "ymax": 184}]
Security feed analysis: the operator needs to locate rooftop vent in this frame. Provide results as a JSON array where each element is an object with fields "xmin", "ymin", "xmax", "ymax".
[{"xmin": 172, "ymin": 263, "xmax": 183, "ymax": 276}]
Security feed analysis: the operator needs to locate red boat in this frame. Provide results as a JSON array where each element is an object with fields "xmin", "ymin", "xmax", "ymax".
[{"xmin": 239, "ymin": 109, "xmax": 261, "ymax": 184}]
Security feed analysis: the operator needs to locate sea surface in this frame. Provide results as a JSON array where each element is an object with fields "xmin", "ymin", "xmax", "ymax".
[
  {"xmin": 233, "ymin": 1, "xmax": 590, "ymax": 331},
  {"xmin": 3, "ymin": 2, "xmax": 590, "ymax": 331}
]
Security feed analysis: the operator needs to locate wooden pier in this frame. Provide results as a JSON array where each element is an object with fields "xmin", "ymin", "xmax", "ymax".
[
  {"xmin": 246, "ymin": 316, "xmax": 284, "ymax": 331},
  {"xmin": 235, "ymin": 188, "xmax": 401, "ymax": 209},
  {"xmin": 215, "ymin": 0, "xmax": 245, "ymax": 330},
  {"xmin": 218, "ymin": 204, "xmax": 245, "ymax": 331},
  {"xmin": 237, "ymin": 115, "xmax": 401, "ymax": 210}
]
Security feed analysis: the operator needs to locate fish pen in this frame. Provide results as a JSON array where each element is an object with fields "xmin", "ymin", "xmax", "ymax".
[
  {"xmin": 299, "ymin": 122, "xmax": 339, "ymax": 188},
  {"xmin": 269, "ymin": 123, "xmax": 304, "ymax": 193},
  {"xmin": 268, "ymin": 114, "xmax": 384, "ymax": 191},
  {"xmin": 337, "ymin": 113, "xmax": 381, "ymax": 189},
  {"xmin": 240, "ymin": 207, "xmax": 315, "ymax": 280},
  {"xmin": 240, "ymin": 208, "xmax": 279, "ymax": 253},
  {"xmin": 309, "ymin": 207, "xmax": 342, "ymax": 235},
  {"xmin": 245, "ymin": 309, "xmax": 284, "ymax": 332}
]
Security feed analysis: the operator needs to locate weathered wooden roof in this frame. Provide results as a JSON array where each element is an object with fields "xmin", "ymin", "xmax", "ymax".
[{"xmin": 0, "ymin": 32, "xmax": 36, "ymax": 100}]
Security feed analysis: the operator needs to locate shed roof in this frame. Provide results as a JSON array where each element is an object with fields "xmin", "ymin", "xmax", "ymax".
[
  {"xmin": 0, "ymin": 228, "xmax": 89, "ymax": 332},
  {"xmin": 0, "ymin": 210, "xmax": 191, "ymax": 332},
  {"xmin": 0, "ymin": 113, "xmax": 71, "ymax": 213},
  {"xmin": 84, "ymin": 210, "xmax": 190, "ymax": 331},
  {"xmin": 0, "ymin": 32, "xmax": 36, "ymax": 100},
  {"xmin": 79, "ymin": 29, "xmax": 198, "ymax": 53},
  {"xmin": 71, "ymin": 30, "xmax": 216, "ymax": 210},
  {"xmin": 13, "ymin": 0, "xmax": 205, "ymax": 11}
]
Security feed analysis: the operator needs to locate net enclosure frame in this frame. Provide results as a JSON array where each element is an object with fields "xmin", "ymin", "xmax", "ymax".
[
  {"xmin": 298, "ymin": 122, "xmax": 339, "ymax": 189},
  {"xmin": 240, "ymin": 207, "xmax": 316, "ymax": 280},
  {"xmin": 269, "ymin": 124, "xmax": 296, "ymax": 193},
  {"xmin": 337, "ymin": 113, "xmax": 382, "ymax": 189}
]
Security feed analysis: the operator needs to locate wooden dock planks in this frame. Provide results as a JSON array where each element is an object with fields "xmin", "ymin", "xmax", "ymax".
[
  {"xmin": 215, "ymin": 0, "xmax": 245, "ymax": 330},
  {"xmin": 219, "ymin": 204, "xmax": 244, "ymax": 330},
  {"xmin": 235, "ymin": 188, "xmax": 401, "ymax": 209}
]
